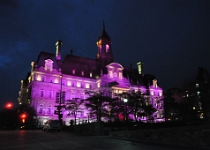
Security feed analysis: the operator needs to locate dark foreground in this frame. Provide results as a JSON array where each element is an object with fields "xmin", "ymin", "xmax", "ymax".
[{"xmin": 0, "ymin": 130, "xmax": 206, "ymax": 150}]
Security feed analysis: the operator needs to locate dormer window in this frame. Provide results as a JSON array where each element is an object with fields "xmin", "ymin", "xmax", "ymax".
[
  {"xmin": 90, "ymin": 72, "xmax": 92, "ymax": 77},
  {"xmin": 44, "ymin": 59, "xmax": 53, "ymax": 71},
  {"xmin": 81, "ymin": 71, "xmax": 84, "ymax": 76}
]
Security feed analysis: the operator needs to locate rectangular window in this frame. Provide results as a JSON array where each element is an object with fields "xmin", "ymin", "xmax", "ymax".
[
  {"xmin": 61, "ymin": 91, "xmax": 65, "ymax": 104},
  {"xmin": 77, "ymin": 82, "xmax": 81, "ymax": 88},
  {"xmin": 41, "ymin": 90, "xmax": 44, "ymax": 97},
  {"xmin": 48, "ymin": 106, "xmax": 51, "ymax": 114},
  {"xmin": 49, "ymin": 91, "xmax": 53, "ymax": 98},
  {"xmin": 97, "ymin": 82, "xmax": 100, "ymax": 88},
  {"xmin": 119, "ymin": 72, "xmax": 122, "ymax": 79},
  {"xmin": 109, "ymin": 71, "xmax": 113, "ymax": 78},
  {"xmin": 85, "ymin": 83, "xmax": 90, "ymax": 88},
  {"xmin": 55, "ymin": 92, "xmax": 60, "ymax": 103},
  {"xmin": 37, "ymin": 75, "xmax": 41, "ymax": 81},
  {"xmin": 67, "ymin": 81, "xmax": 71, "ymax": 86}
]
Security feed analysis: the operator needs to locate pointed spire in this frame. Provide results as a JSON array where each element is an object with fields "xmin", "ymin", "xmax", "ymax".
[{"xmin": 103, "ymin": 20, "xmax": 105, "ymax": 32}]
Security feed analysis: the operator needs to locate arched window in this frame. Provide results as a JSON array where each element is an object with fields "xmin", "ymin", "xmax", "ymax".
[
  {"xmin": 48, "ymin": 105, "xmax": 51, "ymax": 114},
  {"xmin": 39, "ymin": 104, "xmax": 43, "ymax": 114}
]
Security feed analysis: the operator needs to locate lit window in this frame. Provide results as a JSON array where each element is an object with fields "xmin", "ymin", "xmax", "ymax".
[
  {"xmin": 106, "ymin": 44, "xmax": 109, "ymax": 53},
  {"xmin": 77, "ymin": 82, "xmax": 81, "ymax": 88},
  {"xmin": 85, "ymin": 83, "xmax": 90, "ymax": 88},
  {"xmin": 90, "ymin": 72, "xmax": 92, "ymax": 77},
  {"xmin": 119, "ymin": 72, "xmax": 122, "ymax": 79},
  {"xmin": 196, "ymin": 83, "xmax": 199, "ymax": 88},
  {"xmin": 159, "ymin": 92, "xmax": 162, "ymax": 96},
  {"xmin": 197, "ymin": 91, "xmax": 200, "ymax": 96},
  {"xmin": 109, "ymin": 71, "xmax": 113, "ymax": 78},
  {"xmin": 151, "ymin": 91, "xmax": 154, "ymax": 95},
  {"xmin": 54, "ymin": 78, "xmax": 59, "ymax": 83},
  {"xmin": 97, "ymin": 82, "xmax": 100, "ymax": 88},
  {"xmin": 81, "ymin": 71, "xmax": 84, "ymax": 76},
  {"xmin": 67, "ymin": 81, "xmax": 71, "ymax": 86},
  {"xmin": 37, "ymin": 75, "xmax": 41, "ymax": 81}
]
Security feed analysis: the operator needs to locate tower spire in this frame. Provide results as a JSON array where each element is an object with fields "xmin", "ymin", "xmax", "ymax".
[{"xmin": 103, "ymin": 20, "xmax": 105, "ymax": 32}]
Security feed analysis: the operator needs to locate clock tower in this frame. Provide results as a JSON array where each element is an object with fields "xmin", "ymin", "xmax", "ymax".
[{"xmin": 96, "ymin": 21, "xmax": 113, "ymax": 65}]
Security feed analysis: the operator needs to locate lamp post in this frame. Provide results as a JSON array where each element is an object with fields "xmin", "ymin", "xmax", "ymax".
[
  {"xmin": 123, "ymin": 98, "xmax": 128, "ymax": 122},
  {"xmin": 58, "ymin": 75, "xmax": 63, "ymax": 126}
]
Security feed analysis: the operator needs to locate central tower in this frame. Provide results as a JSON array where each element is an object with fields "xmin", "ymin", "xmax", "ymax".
[{"xmin": 96, "ymin": 21, "xmax": 113, "ymax": 64}]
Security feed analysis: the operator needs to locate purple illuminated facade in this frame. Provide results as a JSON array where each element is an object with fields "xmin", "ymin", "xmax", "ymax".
[{"xmin": 18, "ymin": 23, "xmax": 164, "ymax": 126}]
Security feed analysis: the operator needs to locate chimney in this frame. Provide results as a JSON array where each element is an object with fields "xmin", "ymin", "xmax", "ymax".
[
  {"xmin": 137, "ymin": 61, "xmax": 143, "ymax": 75},
  {"xmin": 55, "ymin": 40, "xmax": 62, "ymax": 61}
]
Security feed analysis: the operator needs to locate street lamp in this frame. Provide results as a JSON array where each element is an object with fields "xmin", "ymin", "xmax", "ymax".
[{"xmin": 123, "ymin": 98, "xmax": 128, "ymax": 122}]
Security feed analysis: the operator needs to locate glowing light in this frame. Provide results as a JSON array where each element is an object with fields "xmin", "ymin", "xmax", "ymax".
[
  {"xmin": 123, "ymin": 98, "xmax": 128, "ymax": 103},
  {"xmin": 5, "ymin": 102, "xmax": 13, "ymax": 109},
  {"xmin": 97, "ymin": 82, "xmax": 100, "ymax": 88},
  {"xmin": 67, "ymin": 81, "xmax": 71, "ymax": 86},
  {"xmin": 37, "ymin": 75, "xmax": 41, "ymax": 81},
  {"xmin": 119, "ymin": 72, "xmax": 122, "ymax": 79},
  {"xmin": 90, "ymin": 72, "xmax": 92, "ymax": 77},
  {"xmin": 106, "ymin": 44, "xmax": 109, "ymax": 52},
  {"xmin": 77, "ymin": 82, "xmax": 81, "ymax": 87},
  {"xmin": 151, "ymin": 91, "xmax": 154, "ymax": 95},
  {"xmin": 54, "ymin": 78, "xmax": 59, "ymax": 83},
  {"xmin": 85, "ymin": 83, "xmax": 90, "ymax": 88},
  {"xmin": 109, "ymin": 71, "xmax": 113, "ymax": 78}
]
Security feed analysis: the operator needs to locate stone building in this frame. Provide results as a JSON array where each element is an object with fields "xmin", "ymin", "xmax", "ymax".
[{"xmin": 18, "ymin": 23, "xmax": 164, "ymax": 126}]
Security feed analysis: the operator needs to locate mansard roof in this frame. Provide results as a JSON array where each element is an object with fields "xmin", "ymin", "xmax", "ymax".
[
  {"xmin": 61, "ymin": 54, "xmax": 101, "ymax": 78},
  {"xmin": 35, "ymin": 51, "xmax": 153, "ymax": 87}
]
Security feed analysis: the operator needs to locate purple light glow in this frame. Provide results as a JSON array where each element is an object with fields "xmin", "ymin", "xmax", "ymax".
[{"xmin": 18, "ymin": 25, "xmax": 165, "ymax": 126}]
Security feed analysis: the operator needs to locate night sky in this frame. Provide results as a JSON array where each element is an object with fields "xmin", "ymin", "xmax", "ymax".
[{"xmin": 0, "ymin": 0, "xmax": 210, "ymax": 108}]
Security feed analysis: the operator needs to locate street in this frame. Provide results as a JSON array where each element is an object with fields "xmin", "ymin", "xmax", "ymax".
[{"xmin": 0, "ymin": 130, "xmax": 196, "ymax": 150}]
